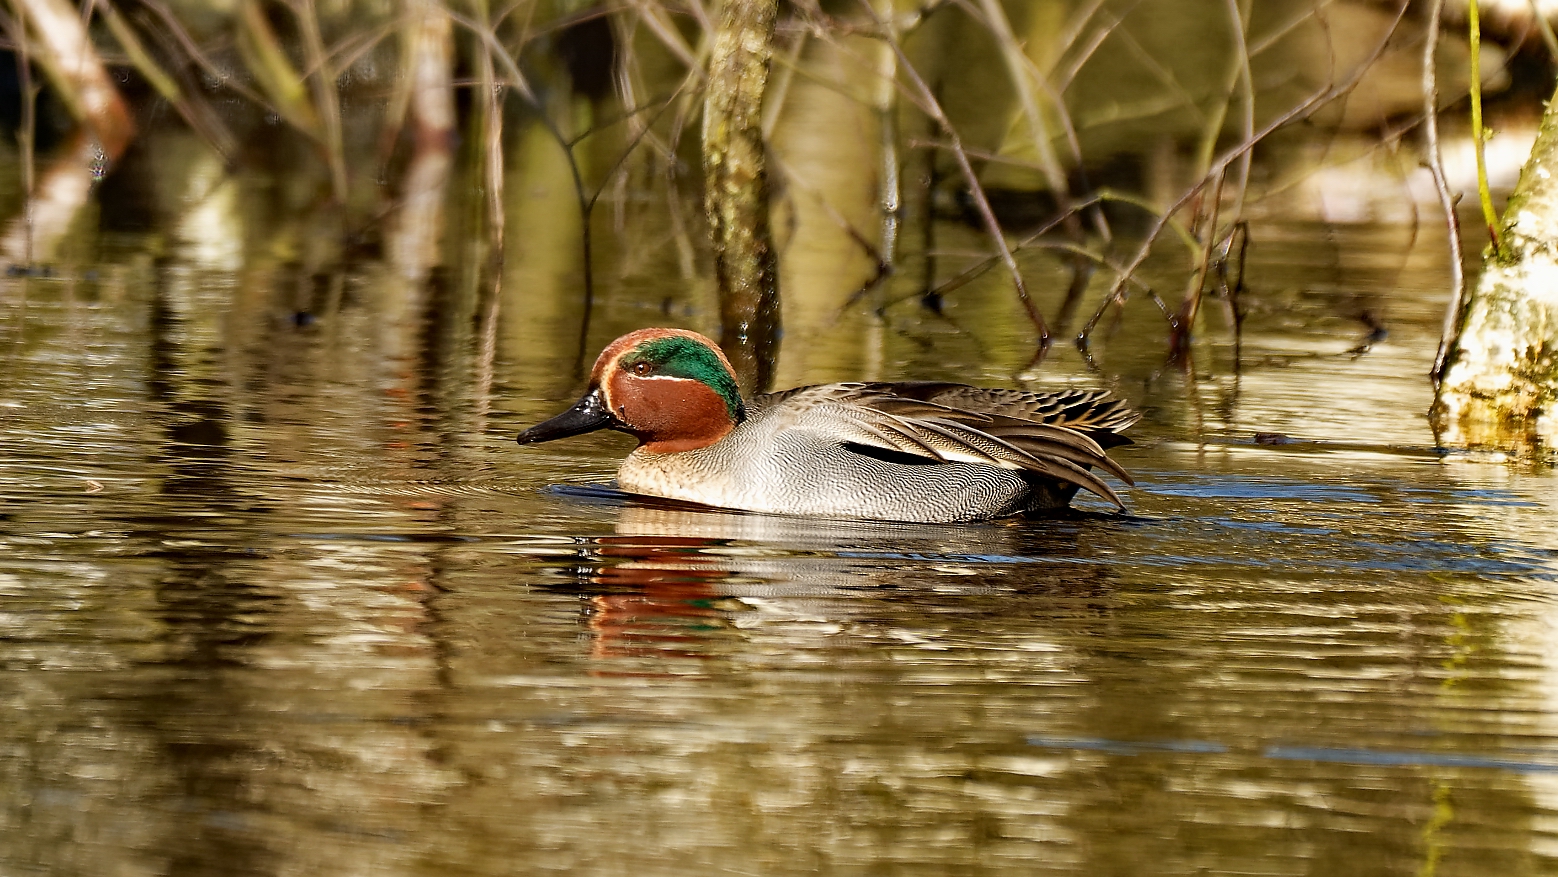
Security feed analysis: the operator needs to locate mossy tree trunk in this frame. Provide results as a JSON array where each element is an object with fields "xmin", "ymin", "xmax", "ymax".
[
  {"xmin": 1433, "ymin": 81, "xmax": 1558, "ymax": 455},
  {"xmin": 702, "ymin": 0, "xmax": 781, "ymax": 393}
]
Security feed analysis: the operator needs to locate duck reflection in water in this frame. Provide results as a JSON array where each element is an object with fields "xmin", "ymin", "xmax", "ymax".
[{"xmin": 552, "ymin": 499, "xmax": 1123, "ymax": 665}]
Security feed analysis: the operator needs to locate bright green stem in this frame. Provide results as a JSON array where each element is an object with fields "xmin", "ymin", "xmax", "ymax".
[{"xmin": 1469, "ymin": 0, "xmax": 1501, "ymax": 254}]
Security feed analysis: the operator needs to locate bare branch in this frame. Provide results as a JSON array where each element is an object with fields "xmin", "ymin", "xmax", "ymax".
[
  {"xmin": 860, "ymin": 0, "xmax": 1050, "ymax": 349},
  {"xmin": 1425, "ymin": 0, "xmax": 1468, "ymax": 387},
  {"xmin": 1081, "ymin": 0, "xmax": 1414, "ymax": 347}
]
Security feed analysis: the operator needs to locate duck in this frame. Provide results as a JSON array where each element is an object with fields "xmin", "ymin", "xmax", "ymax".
[{"xmin": 515, "ymin": 328, "xmax": 1138, "ymax": 524}]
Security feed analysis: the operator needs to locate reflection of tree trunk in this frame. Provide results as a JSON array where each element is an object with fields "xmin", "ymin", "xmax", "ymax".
[
  {"xmin": 1433, "ymin": 81, "xmax": 1558, "ymax": 454},
  {"xmin": 702, "ymin": 0, "xmax": 781, "ymax": 393}
]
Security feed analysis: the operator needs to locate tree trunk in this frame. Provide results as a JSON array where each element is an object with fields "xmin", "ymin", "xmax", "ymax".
[
  {"xmin": 2, "ymin": 0, "xmax": 136, "ymax": 266},
  {"xmin": 1433, "ymin": 81, "xmax": 1558, "ymax": 455},
  {"xmin": 702, "ymin": 0, "xmax": 782, "ymax": 393}
]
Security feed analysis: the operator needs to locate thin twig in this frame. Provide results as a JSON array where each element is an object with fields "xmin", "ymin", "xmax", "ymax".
[
  {"xmin": 473, "ymin": 0, "xmax": 505, "ymax": 245},
  {"xmin": 1173, "ymin": 169, "xmax": 1224, "ymax": 358},
  {"xmin": 1425, "ymin": 0, "xmax": 1467, "ymax": 387},
  {"xmin": 971, "ymin": 0, "xmax": 1071, "ymax": 219},
  {"xmin": 289, "ymin": 0, "xmax": 347, "ymax": 205},
  {"xmin": 1529, "ymin": 0, "xmax": 1558, "ymax": 58},
  {"xmin": 870, "ymin": 0, "xmax": 899, "ymax": 291},
  {"xmin": 1468, "ymin": 0, "xmax": 1501, "ymax": 251},
  {"xmin": 1021, "ymin": 2, "xmax": 1112, "ymax": 241},
  {"xmin": 136, "ymin": 0, "xmax": 272, "ymax": 108},
  {"xmin": 1079, "ymin": 0, "xmax": 1413, "ymax": 347},
  {"xmin": 1222, "ymin": 0, "xmax": 1254, "ymax": 227},
  {"xmin": 1051, "ymin": 2, "xmax": 1137, "ymax": 95},
  {"xmin": 1173, "ymin": 0, "xmax": 1251, "ymax": 357},
  {"xmin": 863, "ymin": 0, "xmax": 1049, "ymax": 349},
  {"xmin": 7, "ymin": 12, "xmax": 37, "ymax": 264},
  {"xmin": 624, "ymin": 0, "xmax": 702, "ymax": 71},
  {"xmin": 960, "ymin": 0, "xmax": 1103, "ymax": 315},
  {"xmin": 906, "ymin": 171, "xmax": 1203, "ymax": 294},
  {"xmin": 444, "ymin": 7, "xmax": 598, "ymax": 369},
  {"xmin": 95, "ymin": 0, "xmax": 238, "ymax": 159}
]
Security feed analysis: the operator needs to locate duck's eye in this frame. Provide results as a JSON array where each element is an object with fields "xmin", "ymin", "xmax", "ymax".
[{"xmin": 631, "ymin": 361, "xmax": 652, "ymax": 376}]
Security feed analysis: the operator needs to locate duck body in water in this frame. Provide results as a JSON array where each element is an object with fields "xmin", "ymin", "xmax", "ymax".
[{"xmin": 515, "ymin": 328, "xmax": 1137, "ymax": 524}]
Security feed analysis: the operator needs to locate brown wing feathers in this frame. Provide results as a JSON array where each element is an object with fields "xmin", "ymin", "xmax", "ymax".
[{"xmin": 793, "ymin": 384, "xmax": 1135, "ymax": 509}]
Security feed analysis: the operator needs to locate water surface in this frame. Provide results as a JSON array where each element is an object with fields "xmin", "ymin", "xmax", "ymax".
[{"xmin": 4, "ymin": 195, "xmax": 1558, "ymax": 877}]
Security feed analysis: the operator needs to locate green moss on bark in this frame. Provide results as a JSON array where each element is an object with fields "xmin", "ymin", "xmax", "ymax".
[{"xmin": 702, "ymin": 0, "xmax": 781, "ymax": 392}]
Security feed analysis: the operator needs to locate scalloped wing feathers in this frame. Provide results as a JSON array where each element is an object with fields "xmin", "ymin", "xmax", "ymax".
[{"xmin": 748, "ymin": 382, "xmax": 1135, "ymax": 509}]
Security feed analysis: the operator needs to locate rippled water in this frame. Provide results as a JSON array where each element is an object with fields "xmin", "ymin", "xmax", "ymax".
[{"xmin": 3, "ymin": 216, "xmax": 1557, "ymax": 877}]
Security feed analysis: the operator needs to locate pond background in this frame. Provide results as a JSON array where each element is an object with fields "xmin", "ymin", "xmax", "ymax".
[{"xmin": 4, "ymin": 0, "xmax": 1558, "ymax": 874}]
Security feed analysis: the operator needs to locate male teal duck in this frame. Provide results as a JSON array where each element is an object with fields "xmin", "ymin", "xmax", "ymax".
[{"xmin": 516, "ymin": 328, "xmax": 1137, "ymax": 524}]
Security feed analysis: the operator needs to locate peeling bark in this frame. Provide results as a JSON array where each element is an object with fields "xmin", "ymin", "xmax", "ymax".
[
  {"xmin": 702, "ymin": 0, "xmax": 781, "ymax": 392},
  {"xmin": 1433, "ymin": 80, "xmax": 1558, "ymax": 456}
]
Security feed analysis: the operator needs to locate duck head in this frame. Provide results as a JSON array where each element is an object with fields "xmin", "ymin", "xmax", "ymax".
[{"xmin": 516, "ymin": 328, "xmax": 746, "ymax": 454}]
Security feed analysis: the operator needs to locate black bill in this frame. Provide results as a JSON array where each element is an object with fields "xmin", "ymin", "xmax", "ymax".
[{"xmin": 516, "ymin": 389, "xmax": 618, "ymax": 445}]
